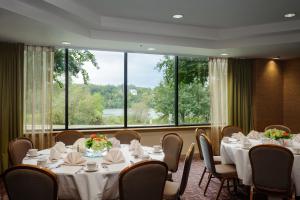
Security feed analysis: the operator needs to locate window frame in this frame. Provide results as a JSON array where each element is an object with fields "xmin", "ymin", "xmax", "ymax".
[{"xmin": 55, "ymin": 48, "xmax": 210, "ymax": 131}]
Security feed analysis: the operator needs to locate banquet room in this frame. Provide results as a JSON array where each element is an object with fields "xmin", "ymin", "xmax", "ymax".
[{"xmin": 1, "ymin": 0, "xmax": 300, "ymax": 200}]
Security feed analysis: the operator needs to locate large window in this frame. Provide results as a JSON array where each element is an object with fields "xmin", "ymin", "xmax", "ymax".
[
  {"xmin": 52, "ymin": 48, "xmax": 65, "ymax": 130},
  {"xmin": 128, "ymin": 53, "xmax": 175, "ymax": 126},
  {"xmin": 53, "ymin": 49, "xmax": 210, "ymax": 130},
  {"xmin": 178, "ymin": 57, "xmax": 210, "ymax": 124}
]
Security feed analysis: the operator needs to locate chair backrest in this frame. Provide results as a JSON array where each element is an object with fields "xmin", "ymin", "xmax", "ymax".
[
  {"xmin": 195, "ymin": 128, "xmax": 206, "ymax": 160},
  {"xmin": 55, "ymin": 130, "xmax": 84, "ymax": 145},
  {"xmin": 179, "ymin": 143, "xmax": 195, "ymax": 195},
  {"xmin": 3, "ymin": 165, "xmax": 58, "ymax": 200},
  {"xmin": 249, "ymin": 145, "xmax": 294, "ymax": 194},
  {"xmin": 221, "ymin": 125, "xmax": 242, "ymax": 137},
  {"xmin": 119, "ymin": 160, "xmax": 167, "ymax": 200},
  {"xmin": 162, "ymin": 132, "xmax": 183, "ymax": 172},
  {"xmin": 264, "ymin": 125, "xmax": 291, "ymax": 133},
  {"xmin": 8, "ymin": 137, "xmax": 33, "ymax": 166},
  {"xmin": 114, "ymin": 130, "xmax": 141, "ymax": 144},
  {"xmin": 199, "ymin": 134, "xmax": 216, "ymax": 174}
]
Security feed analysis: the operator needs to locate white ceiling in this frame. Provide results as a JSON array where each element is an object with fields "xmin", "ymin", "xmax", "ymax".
[{"xmin": 0, "ymin": 0, "xmax": 300, "ymax": 59}]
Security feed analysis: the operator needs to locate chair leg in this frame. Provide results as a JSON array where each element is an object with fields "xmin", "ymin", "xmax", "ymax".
[
  {"xmin": 249, "ymin": 185, "xmax": 254, "ymax": 200},
  {"xmin": 233, "ymin": 179, "xmax": 237, "ymax": 193},
  {"xmin": 199, "ymin": 167, "xmax": 207, "ymax": 187},
  {"xmin": 226, "ymin": 179, "xmax": 230, "ymax": 193},
  {"xmin": 204, "ymin": 173, "xmax": 212, "ymax": 196},
  {"xmin": 215, "ymin": 179, "xmax": 225, "ymax": 200}
]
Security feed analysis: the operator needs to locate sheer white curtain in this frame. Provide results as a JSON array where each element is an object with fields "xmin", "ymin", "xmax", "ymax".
[
  {"xmin": 24, "ymin": 46, "xmax": 54, "ymax": 149},
  {"xmin": 209, "ymin": 58, "xmax": 228, "ymax": 154}
]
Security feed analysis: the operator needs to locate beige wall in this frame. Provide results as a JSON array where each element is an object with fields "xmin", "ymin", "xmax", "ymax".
[
  {"xmin": 283, "ymin": 58, "xmax": 300, "ymax": 132},
  {"xmin": 252, "ymin": 58, "xmax": 300, "ymax": 133},
  {"xmin": 252, "ymin": 59, "xmax": 283, "ymax": 132}
]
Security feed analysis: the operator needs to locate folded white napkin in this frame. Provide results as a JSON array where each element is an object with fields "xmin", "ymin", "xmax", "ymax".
[
  {"xmin": 247, "ymin": 130, "xmax": 261, "ymax": 139},
  {"xmin": 108, "ymin": 137, "xmax": 121, "ymax": 148},
  {"xmin": 231, "ymin": 132, "xmax": 246, "ymax": 140},
  {"xmin": 129, "ymin": 139, "xmax": 140, "ymax": 151},
  {"xmin": 293, "ymin": 134, "xmax": 300, "ymax": 143},
  {"xmin": 64, "ymin": 152, "xmax": 86, "ymax": 166},
  {"xmin": 49, "ymin": 148, "xmax": 61, "ymax": 160},
  {"xmin": 73, "ymin": 138, "xmax": 86, "ymax": 153},
  {"xmin": 132, "ymin": 145, "xmax": 144, "ymax": 158},
  {"xmin": 103, "ymin": 148, "xmax": 125, "ymax": 164},
  {"xmin": 54, "ymin": 142, "xmax": 66, "ymax": 153}
]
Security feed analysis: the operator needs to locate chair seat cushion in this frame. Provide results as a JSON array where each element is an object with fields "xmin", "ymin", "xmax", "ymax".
[
  {"xmin": 215, "ymin": 164, "xmax": 237, "ymax": 177},
  {"xmin": 163, "ymin": 181, "xmax": 179, "ymax": 200},
  {"xmin": 213, "ymin": 156, "xmax": 222, "ymax": 164}
]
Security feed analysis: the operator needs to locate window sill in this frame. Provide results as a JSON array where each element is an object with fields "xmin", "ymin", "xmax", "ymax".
[{"xmin": 47, "ymin": 124, "xmax": 211, "ymax": 135}]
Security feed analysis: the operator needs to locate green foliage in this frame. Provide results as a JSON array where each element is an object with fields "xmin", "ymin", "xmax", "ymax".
[
  {"xmin": 54, "ymin": 49, "xmax": 99, "ymax": 87},
  {"xmin": 154, "ymin": 56, "xmax": 210, "ymax": 124}
]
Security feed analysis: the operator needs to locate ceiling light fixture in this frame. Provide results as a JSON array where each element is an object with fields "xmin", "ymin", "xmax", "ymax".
[
  {"xmin": 284, "ymin": 13, "xmax": 296, "ymax": 18},
  {"xmin": 273, "ymin": 56, "xmax": 280, "ymax": 60},
  {"xmin": 221, "ymin": 53, "xmax": 229, "ymax": 56},
  {"xmin": 61, "ymin": 41, "xmax": 71, "ymax": 45},
  {"xmin": 147, "ymin": 47, "xmax": 156, "ymax": 51},
  {"xmin": 172, "ymin": 14, "xmax": 183, "ymax": 19}
]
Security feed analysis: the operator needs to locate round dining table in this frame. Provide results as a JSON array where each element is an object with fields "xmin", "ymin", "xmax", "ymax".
[
  {"xmin": 221, "ymin": 138, "xmax": 300, "ymax": 195},
  {"xmin": 23, "ymin": 145, "xmax": 164, "ymax": 200}
]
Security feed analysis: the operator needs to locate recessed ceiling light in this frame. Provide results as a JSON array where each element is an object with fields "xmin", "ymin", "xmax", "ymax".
[
  {"xmin": 284, "ymin": 13, "xmax": 296, "ymax": 18},
  {"xmin": 172, "ymin": 14, "xmax": 183, "ymax": 19},
  {"xmin": 221, "ymin": 53, "xmax": 229, "ymax": 56},
  {"xmin": 61, "ymin": 41, "xmax": 71, "ymax": 45},
  {"xmin": 273, "ymin": 56, "xmax": 280, "ymax": 60},
  {"xmin": 147, "ymin": 47, "xmax": 156, "ymax": 51}
]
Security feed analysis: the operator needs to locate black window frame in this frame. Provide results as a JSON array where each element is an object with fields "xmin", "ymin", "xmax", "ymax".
[{"xmin": 56, "ymin": 48, "xmax": 210, "ymax": 131}]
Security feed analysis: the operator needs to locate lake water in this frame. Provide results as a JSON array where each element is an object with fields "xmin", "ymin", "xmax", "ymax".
[{"xmin": 103, "ymin": 108, "xmax": 161, "ymax": 119}]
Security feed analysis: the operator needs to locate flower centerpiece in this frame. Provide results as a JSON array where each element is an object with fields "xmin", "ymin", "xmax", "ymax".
[
  {"xmin": 85, "ymin": 134, "xmax": 112, "ymax": 157},
  {"xmin": 264, "ymin": 129, "xmax": 292, "ymax": 146}
]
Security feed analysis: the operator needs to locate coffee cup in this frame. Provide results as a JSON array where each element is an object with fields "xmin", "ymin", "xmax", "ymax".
[
  {"xmin": 28, "ymin": 149, "xmax": 38, "ymax": 157},
  {"xmin": 37, "ymin": 158, "xmax": 47, "ymax": 168},
  {"xmin": 153, "ymin": 145, "xmax": 161, "ymax": 153},
  {"xmin": 87, "ymin": 161, "xmax": 97, "ymax": 170}
]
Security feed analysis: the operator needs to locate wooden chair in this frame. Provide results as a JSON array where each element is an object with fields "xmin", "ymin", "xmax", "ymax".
[
  {"xmin": 114, "ymin": 130, "xmax": 141, "ymax": 144},
  {"xmin": 249, "ymin": 144, "xmax": 295, "ymax": 200},
  {"xmin": 264, "ymin": 125, "xmax": 291, "ymax": 133},
  {"xmin": 195, "ymin": 128, "xmax": 221, "ymax": 187},
  {"xmin": 3, "ymin": 164, "xmax": 58, "ymax": 200},
  {"xmin": 55, "ymin": 130, "xmax": 84, "ymax": 145},
  {"xmin": 200, "ymin": 134, "xmax": 238, "ymax": 200},
  {"xmin": 8, "ymin": 137, "xmax": 33, "ymax": 166},
  {"xmin": 221, "ymin": 125, "xmax": 243, "ymax": 138},
  {"xmin": 162, "ymin": 132, "xmax": 183, "ymax": 180},
  {"xmin": 163, "ymin": 143, "xmax": 195, "ymax": 200},
  {"xmin": 119, "ymin": 160, "xmax": 168, "ymax": 200}
]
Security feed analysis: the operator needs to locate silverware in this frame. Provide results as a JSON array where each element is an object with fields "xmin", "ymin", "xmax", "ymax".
[
  {"xmin": 75, "ymin": 166, "xmax": 84, "ymax": 174},
  {"xmin": 101, "ymin": 163, "xmax": 108, "ymax": 169}
]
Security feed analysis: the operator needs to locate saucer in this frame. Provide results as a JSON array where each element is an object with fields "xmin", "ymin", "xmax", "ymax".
[
  {"xmin": 152, "ymin": 149, "xmax": 163, "ymax": 154},
  {"xmin": 27, "ymin": 154, "xmax": 41, "ymax": 158},
  {"xmin": 84, "ymin": 167, "xmax": 98, "ymax": 172}
]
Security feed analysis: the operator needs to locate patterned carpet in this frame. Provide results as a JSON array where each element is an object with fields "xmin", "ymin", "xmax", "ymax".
[{"xmin": 0, "ymin": 159, "xmax": 246, "ymax": 200}]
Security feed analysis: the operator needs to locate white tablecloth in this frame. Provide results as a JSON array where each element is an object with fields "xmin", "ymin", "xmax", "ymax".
[
  {"xmin": 221, "ymin": 139, "xmax": 300, "ymax": 195},
  {"xmin": 23, "ymin": 145, "xmax": 164, "ymax": 200}
]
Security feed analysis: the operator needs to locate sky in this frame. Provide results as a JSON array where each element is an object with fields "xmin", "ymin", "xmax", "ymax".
[{"xmin": 73, "ymin": 50, "xmax": 170, "ymax": 88}]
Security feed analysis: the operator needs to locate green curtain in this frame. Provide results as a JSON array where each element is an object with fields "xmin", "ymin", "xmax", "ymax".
[
  {"xmin": 228, "ymin": 59, "xmax": 253, "ymax": 134},
  {"xmin": 0, "ymin": 42, "xmax": 24, "ymax": 173}
]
